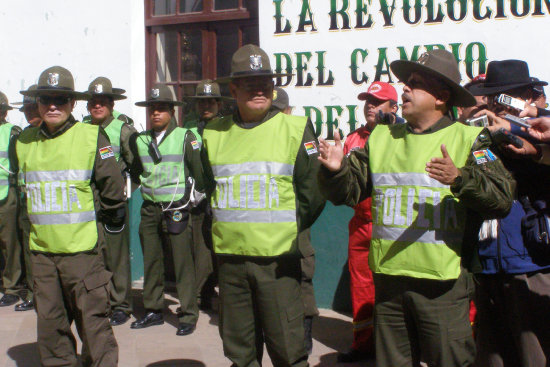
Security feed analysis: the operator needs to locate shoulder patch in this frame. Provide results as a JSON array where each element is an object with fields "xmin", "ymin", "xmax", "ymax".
[
  {"xmin": 473, "ymin": 149, "xmax": 497, "ymax": 164},
  {"xmin": 99, "ymin": 146, "xmax": 115, "ymax": 159},
  {"xmin": 304, "ymin": 141, "xmax": 318, "ymax": 155},
  {"xmin": 191, "ymin": 140, "xmax": 200, "ymax": 150}
]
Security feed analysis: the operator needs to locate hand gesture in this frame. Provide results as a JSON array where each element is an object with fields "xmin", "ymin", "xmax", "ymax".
[
  {"xmin": 473, "ymin": 109, "xmax": 511, "ymax": 132},
  {"xmin": 318, "ymin": 130, "xmax": 345, "ymax": 172},
  {"xmin": 528, "ymin": 117, "xmax": 550, "ymax": 142},
  {"xmin": 503, "ymin": 135, "xmax": 539, "ymax": 159},
  {"xmin": 425, "ymin": 144, "xmax": 460, "ymax": 185}
]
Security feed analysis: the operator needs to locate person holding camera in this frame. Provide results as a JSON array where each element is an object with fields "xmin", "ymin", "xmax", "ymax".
[
  {"xmin": 318, "ymin": 50, "xmax": 514, "ymax": 367},
  {"xmin": 469, "ymin": 60, "xmax": 550, "ymax": 367},
  {"xmin": 129, "ymin": 85, "xmax": 205, "ymax": 336}
]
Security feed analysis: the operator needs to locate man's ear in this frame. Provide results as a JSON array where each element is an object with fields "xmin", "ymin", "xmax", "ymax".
[
  {"xmin": 0, "ymin": 110, "xmax": 7, "ymax": 120},
  {"xmin": 229, "ymin": 82, "xmax": 238, "ymax": 98},
  {"xmin": 391, "ymin": 103, "xmax": 398, "ymax": 114},
  {"xmin": 70, "ymin": 99, "xmax": 76, "ymax": 111},
  {"xmin": 435, "ymin": 89, "xmax": 451, "ymax": 108}
]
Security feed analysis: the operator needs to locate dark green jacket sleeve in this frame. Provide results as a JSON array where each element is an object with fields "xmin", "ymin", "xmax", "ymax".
[
  {"xmin": 184, "ymin": 130, "xmax": 205, "ymax": 194},
  {"xmin": 318, "ymin": 142, "xmax": 371, "ymax": 208},
  {"xmin": 295, "ymin": 118, "xmax": 326, "ymax": 231},
  {"xmin": 93, "ymin": 129, "xmax": 126, "ymax": 226},
  {"xmin": 119, "ymin": 123, "xmax": 138, "ymax": 172},
  {"xmin": 450, "ymin": 128, "xmax": 516, "ymax": 218}
]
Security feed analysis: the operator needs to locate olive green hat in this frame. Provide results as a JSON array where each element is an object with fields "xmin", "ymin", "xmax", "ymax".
[
  {"xmin": 84, "ymin": 77, "xmax": 127, "ymax": 101},
  {"xmin": 185, "ymin": 79, "xmax": 232, "ymax": 101},
  {"xmin": 13, "ymin": 84, "xmax": 38, "ymax": 111},
  {"xmin": 216, "ymin": 44, "xmax": 291, "ymax": 84},
  {"xmin": 135, "ymin": 84, "xmax": 184, "ymax": 107},
  {"xmin": 390, "ymin": 50, "xmax": 476, "ymax": 107},
  {"xmin": 20, "ymin": 66, "xmax": 89, "ymax": 100},
  {"xmin": 0, "ymin": 91, "xmax": 14, "ymax": 111}
]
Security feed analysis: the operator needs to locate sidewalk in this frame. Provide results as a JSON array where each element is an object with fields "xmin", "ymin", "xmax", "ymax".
[{"xmin": 0, "ymin": 290, "xmax": 374, "ymax": 367}]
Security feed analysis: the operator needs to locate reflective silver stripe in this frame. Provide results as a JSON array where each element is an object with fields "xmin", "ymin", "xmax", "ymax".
[
  {"xmin": 141, "ymin": 186, "xmax": 186, "ymax": 196},
  {"xmin": 371, "ymin": 172, "xmax": 449, "ymax": 189},
  {"xmin": 24, "ymin": 170, "xmax": 92, "ymax": 182},
  {"xmin": 372, "ymin": 225, "xmax": 462, "ymax": 245},
  {"xmin": 0, "ymin": 151, "xmax": 7, "ymax": 158},
  {"xmin": 29, "ymin": 211, "xmax": 96, "ymax": 225},
  {"xmin": 213, "ymin": 209, "xmax": 296, "ymax": 223},
  {"xmin": 0, "ymin": 179, "xmax": 8, "ymax": 186},
  {"xmin": 212, "ymin": 162, "xmax": 294, "ymax": 177},
  {"xmin": 140, "ymin": 154, "xmax": 182, "ymax": 164}
]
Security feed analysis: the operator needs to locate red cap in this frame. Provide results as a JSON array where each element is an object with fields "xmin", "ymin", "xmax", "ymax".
[{"xmin": 358, "ymin": 81, "xmax": 398, "ymax": 102}]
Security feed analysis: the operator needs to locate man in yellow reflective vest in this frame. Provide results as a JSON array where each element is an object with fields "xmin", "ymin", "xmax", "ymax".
[
  {"xmin": 0, "ymin": 91, "xmax": 25, "ymax": 309},
  {"xmin": 15, "ymin": 66, "xmax": 125, "ymax": 367},
  {"xmin": 201, "ymin": 45, "xmax": 326, "ymax": 367},
  {"xmin": 318, "ymin": 50, "xmax": 516, "ymax": 367},
  {"xmin": 129, "ymin": 85, "xmax": 205, "ymax": 336},
  {"xmin": 82, "ymin": 77, "xmax": 137, "ymax": 326}
]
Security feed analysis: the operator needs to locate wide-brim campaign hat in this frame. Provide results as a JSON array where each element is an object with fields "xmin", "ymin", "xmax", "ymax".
[
  {"xmin": 135, "ymin": 84, "xmax": 184, "ymax": 107},
  {"xmin": 13, "ymin": 84, "xmax": 38, "ymax": 111},
  {"xmin": 20, "ymin": 66, "xmax": 89, "ymax": 100},
  {"xmin": 215, "ymin": 44, "xmax": 292, "ymax": 84},
  {"xmin": 390, "ymin": 50, "xmax": 476, "ymax": 107},
  {"xmin": 468, "ymin": 60, "xmax": 548, "ymax": 96},
  {"xmin": 0, "ymin": 91, "xmax": 14, "ymax": 110},
  {"xmin": 185, "ymin": 79, "xmax": 232, "ymax": 101},
  {"xmin": 84, "ymin": 77, "xmax": 127, "ymax": 101}
]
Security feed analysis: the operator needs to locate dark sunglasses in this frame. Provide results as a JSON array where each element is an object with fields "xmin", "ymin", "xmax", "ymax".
[{"xmin": 38, "ymin": 95, "xmax": 71, "ymax": 106}]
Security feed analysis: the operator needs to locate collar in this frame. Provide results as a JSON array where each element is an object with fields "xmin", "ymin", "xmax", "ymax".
[
  {"xmin": 149, "ymin": 117, "xmax": 178, "ymax": 142},
  {"xmin": 405, "ymin": 116, "xmax": 454, "ymax": 134},
  {"xmin": 39, "ymin": 115, "xmax": 77, "ymax": 139},
  {"xmin": 234, "ymin": 108, "xmax": 280, "ymax": 129}
]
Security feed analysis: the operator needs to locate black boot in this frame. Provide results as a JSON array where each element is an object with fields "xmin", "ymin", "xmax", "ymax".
[{"xmin": 304, "ymin": 316, "xmax": 313, "ymax": 355}]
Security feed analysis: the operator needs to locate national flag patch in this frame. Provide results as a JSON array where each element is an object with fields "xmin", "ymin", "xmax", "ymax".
[
  {"xmin": 473, "ymin": 149, "xmax": 496, "ymax": 164},
  {"xmin": 191, "ymin": 140, "xmax": 200, "ymax": 150},
  {"xmin": 99, "ymin": 146, "xmax": 114, "ymax": 159},
  {"xmin": 304, "ymin": 141, "xmax": 318, "ymax": 155}
]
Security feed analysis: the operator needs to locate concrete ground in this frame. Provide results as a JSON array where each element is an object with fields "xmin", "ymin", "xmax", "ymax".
[{"xmin": 0, "ymin": 289, "xmax": 375, "ymax": 367}]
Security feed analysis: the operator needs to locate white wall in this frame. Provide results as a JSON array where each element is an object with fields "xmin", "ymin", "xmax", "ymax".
[{"xmin": 0, "ymin": 0, "xmax": 146, "ymax": 130}]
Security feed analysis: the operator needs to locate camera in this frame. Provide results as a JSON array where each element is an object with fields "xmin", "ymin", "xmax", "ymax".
[{"xmin": 466, "ymin": 115, "xmax": 489, "ymax": 128}]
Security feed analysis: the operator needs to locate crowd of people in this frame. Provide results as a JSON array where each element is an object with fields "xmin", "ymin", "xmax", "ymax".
[{"xmin": 0, "ymin": 43, "xmax": 549, "ymax": 367}]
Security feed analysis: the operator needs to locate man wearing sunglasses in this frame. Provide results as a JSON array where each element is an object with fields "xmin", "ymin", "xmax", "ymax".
[
  {"xmin": 318, "ymin": 50, "xmax": 515, "ymax": 367},
  {"xmin": 82, "ymin": 77, "xmax": 137, "ymax": 327},
  {"xmin": 468, "ymin": 60, "xmax": 550, "ymax": 367},
  {"xmin": 14, "ymin": 66, "xmax": 125, "ymax": 367}
]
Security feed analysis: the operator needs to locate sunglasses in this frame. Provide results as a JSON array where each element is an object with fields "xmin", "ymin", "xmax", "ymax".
[{"xmin": 38, "ymin": 95, "xmax": 71, "ymax": 106}]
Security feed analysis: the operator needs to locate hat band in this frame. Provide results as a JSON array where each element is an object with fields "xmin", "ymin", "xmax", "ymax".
[
  {"xmin": 481, "ymin": 80, "xmax": 531, "ymax": 88},
  {"xmin": 37, "ymin": 85, "xmax": 74, "ymax": 92},
  {"xmin": 231, "ymin": 69, "xmax": 274, "ymax": 77}
]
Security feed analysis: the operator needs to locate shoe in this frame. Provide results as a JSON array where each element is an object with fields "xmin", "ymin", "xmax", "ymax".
[
  {"xmin": 176, "ymin": 322, "xmax": 196, "ymax": 336},
  {"xmin": 336, "ymin": 349, "xmax": 373, "ymax": 363},
  {"xmin": 110, "ymin": 310, "xmax": 130, "ymax": 326},
  {"xmin": 0, "ymin": 294, "xmax": 19, "ymax": 307},
  {"xmin": 14, "ymin": 300, "xmax": 34, "ymax": 311},
  {"xmin": 130, "ymin": 311, "xmax": 164, "ymax": 329},
  {"xmin": 304, "ymin": 316, "xmax": 313, "ymax": 355}
]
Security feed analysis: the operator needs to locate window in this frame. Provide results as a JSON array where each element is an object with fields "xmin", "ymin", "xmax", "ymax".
[{"xmin": 145, "ymin": 0, "xmax": 259, "ymax": 124}]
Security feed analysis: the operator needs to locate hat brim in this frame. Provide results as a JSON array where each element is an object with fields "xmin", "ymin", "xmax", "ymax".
[
  {"xmin": 215, "ymin": 71, "xmax": 293, "ymax": 84},
  {"xmin": 135, "ymin": 99, "xmax": 185, "ymax": 107},
  {"xmin": 0, "ymin": 105, "xmax": 14, "ymax": 111},
  {"xmin": 390, "ymin": 60, "xmax": 476, "ymax": 107},
  {"xmin": 468, "ymin": 80, "xmax": 548, "ymax": 96},
  {"xmin": 21, "ymin": 88, "xmax": 90, "ymax": 101},
  {"xmin": 357, "ymin": 92, "xmax": 394, "ymax": 102},
  {"xmin": 85, "ymin": 92, "xmax": 127, "ymax": 101},
  {"xmin": 184, "ymin": 95, "xmax": 234, "ymax": 101},
  {"xmin": 112, "ymin": 87, "xmax": 126, "ymax": 95}
]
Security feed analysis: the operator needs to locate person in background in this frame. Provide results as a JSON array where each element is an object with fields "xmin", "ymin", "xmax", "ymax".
[{"xmin": 457, "ymin": 74, "xmax": 488, "ymax": 123}]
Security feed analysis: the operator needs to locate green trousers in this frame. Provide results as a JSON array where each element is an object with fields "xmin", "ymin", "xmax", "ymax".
[
  {"xmin": 32, "ymin": 251, "xmax": 118, "ymax": 367},
  {"xmin": 101, "ymin": 203, "xmax": 132, "ymax": 314},
  {"xmin": 17, "ymin": 198, "xmax": 33, "ymax": 301},
  {"xmin": 190, "ymin": 210, "xmax": 215, "ymax": 301},
  {"xmin": 298, "ymin": 229, "xmax": 318, "ymax": 317},
  {"xmin": 139, "ymin": 200, "xmax": 198, "ymax": 324},
  {"xmin": 218, "ymin": 255, "xmax": 308, "ymax": 367},
  {"xmin": 373, "ymin": 271, "xmax": 475, "ymax": 367},
  {"xmin": 0, "ymin": 186, "xmax": 23, "ymax": 296}
]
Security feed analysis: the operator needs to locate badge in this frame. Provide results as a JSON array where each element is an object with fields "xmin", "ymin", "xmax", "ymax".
[
  {"xmin": 172, "ymin": 210, "xmax": 183, "ymax": 222},
  {"xmin": 368, "ymin": 83, "xmax": 382, "ymax": 94},
  {"xmin": 99, "ymin": 146, "xmax": 115, "ymax": 159},
  {"xmin": 47, "ymin": 72, "xmax": 59, "ymax": 87},
  {"xmin": 203, "ymin": 83, "xmax": 212, "ymax": 95},
  {"xmin": 472, "ymin": 149, "xmax": 496, "ymax": 165},
  {"xmin": 418, "ymin": 53, "xmax": 430, "ymax": 65},
  {"xmin": 250, "ymin": 55, "xmax": 262, "ymax": 70},
  {"xmin": 151, "ymin": 88, "xmax": 160, "ymax": 98},
  {"xmin": 191, "ymin": 140, "xmax": 200, "ymax": 150},
  {"xmin": 94, "ymin": 84, "xmax": 103, "ymax": 93},
  {"xmin": 304, "ymin": 141, "xmax": 318, "ymax": 155}
]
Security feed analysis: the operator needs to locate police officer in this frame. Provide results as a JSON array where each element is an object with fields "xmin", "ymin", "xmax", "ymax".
[
  {"xmin": 201, "ymin": 44, "xmax": 325, "ymax": 367},
  {"xmin": 130, "ymin": 85, "xmax": 205, "ymax": 336},
  {"xmin": 82, "ymin": 77, "xmax": 137, "ymax": 326},
  {"xmin": 318, "ymin": 50, "xmax": 515, "ymax": 367},
  {"xmin": 184, "ymin": 79, "xmax": 228, "ymax": 310},
  {"xmin": 82, "ymin": 81, "xmax": 133, "ymax": 126},
  {"xmin": 0, "ymin": 91, "xmax": 24, "ymax": 309},
  {"xmin": 272, "ymin": 87, "xmax": 319, "ymax": 355},
  {"xmin": 15, "ymin": 66, "xmax": 124, "ymax": 367}
]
